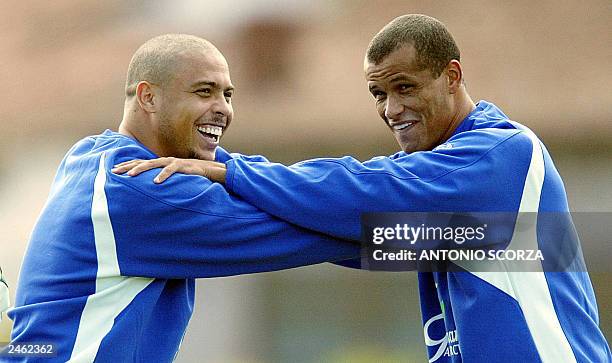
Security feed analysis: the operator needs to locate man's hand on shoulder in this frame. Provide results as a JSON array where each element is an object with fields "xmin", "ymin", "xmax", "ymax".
[{"xmin": 112, "ymin": 157, "xmax": 227, "ymax": 184}]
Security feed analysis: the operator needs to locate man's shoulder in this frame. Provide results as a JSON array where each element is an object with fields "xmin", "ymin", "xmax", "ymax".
[
  {"xmin": 65, "ymin": 130, "xmax": 154, "ymax": 166},
  {"xmin": 442, "ymin": 126, "xmax": 533, "ymax": 158},
  {"xmin": 388, "ymin": 126, "xmax": 533, "ymax": 167},
  {"xmin": 458, "ymin": 101, "xmax": 540, "ymax": 152}
]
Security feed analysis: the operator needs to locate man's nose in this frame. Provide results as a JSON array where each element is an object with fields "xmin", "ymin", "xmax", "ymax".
[
  {"xmin": 385, "ymin": 95, "xmax": 404, "ymax": 121},
  {"xmin": 211, "ymin": 95, "xmax": 231, "ymax": 118}
]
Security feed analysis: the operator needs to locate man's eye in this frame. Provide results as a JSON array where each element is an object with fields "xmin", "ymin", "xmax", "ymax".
[
  {"xmin": 224, "ymin": 92, "xmax": 233, "ymax": 100},
  {"xmin": 398, "ymin": 84, "xmax": 414, "ymax": 92},
  {"xmin": 372, "ymin": 91, "xmax": 386, "ymax": 100},
  {"xmin": 196, "ymin": 89, "xmax": 211, "ymax": 96}
]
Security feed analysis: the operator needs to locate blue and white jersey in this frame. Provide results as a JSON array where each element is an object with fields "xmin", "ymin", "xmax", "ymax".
[
  {"xmin": 222, "ymin": 101, "xmax": 611, "ymax": 362},
  {"xmin": 3, "ymin": 131, "xmax": 360, "ymax": 362}
]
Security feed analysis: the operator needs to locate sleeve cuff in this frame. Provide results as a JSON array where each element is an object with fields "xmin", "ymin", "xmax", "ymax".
[{"xmin": 225, "ymin": 159, "xmax": 237, "ymax": 191}]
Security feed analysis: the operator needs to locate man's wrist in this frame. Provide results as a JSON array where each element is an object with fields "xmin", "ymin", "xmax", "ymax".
[{"xmin": 214, "ymin": 163, "xmax": 227, "ymax": 184}]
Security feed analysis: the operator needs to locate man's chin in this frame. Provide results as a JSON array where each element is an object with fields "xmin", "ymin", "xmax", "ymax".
[{"xmin": 397, "ymin": 139, "xmax": 417, "ymax": 154}]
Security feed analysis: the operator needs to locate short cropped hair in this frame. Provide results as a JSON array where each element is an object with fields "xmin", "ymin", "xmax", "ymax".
[
  {"xmin": 366, "ymin": 14, "xmax": 460, "ymax": 77},
  {"xmin": 125, "ymin": 34, "xmax": 214, "ymax": 97}
]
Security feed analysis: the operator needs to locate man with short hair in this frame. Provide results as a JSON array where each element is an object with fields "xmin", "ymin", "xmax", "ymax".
[
  {"xmin": 4, "ymin": 34, "xmax": 361, "ymax": 362},
  {"xmin": 119, "ymin": 15, "xmax": 610, "ymax": 362}
]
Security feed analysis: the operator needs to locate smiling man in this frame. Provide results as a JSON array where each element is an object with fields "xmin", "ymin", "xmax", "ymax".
[
  {"xmin": 365, "ymin": 34, "xmax": 472, "ymax": 154},
  {"xmin": 117, "ymin": 16, "xmax": 610, "ymax": 362},
  {"xmin": 3, "ymin": 34, "xmax": 361, "ymax": 362},
  {"xmin": 121, "ymin": 35, "xmax": 233, "ymax": 161}
]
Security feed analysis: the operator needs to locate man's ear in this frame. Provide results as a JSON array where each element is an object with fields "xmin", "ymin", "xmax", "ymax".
[
  {"xmin": 135, "ymin": 81, "xmax": 159, "ymax": 113},
  {"xmin": 445, "ymin": 60, "xmax": 463, "ymax": 94}
]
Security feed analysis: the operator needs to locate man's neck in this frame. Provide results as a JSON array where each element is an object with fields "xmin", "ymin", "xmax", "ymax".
[
  {"xmin": 118, "ymin": 122, "xmax": 135, "ymax": 139},
  {"xmin": 441, "ymin": 92, "xmax": 476, "ymax": 142},
  {"xmin": 118, "ymin": 117, "xmax": 165, "ymax": 157}
]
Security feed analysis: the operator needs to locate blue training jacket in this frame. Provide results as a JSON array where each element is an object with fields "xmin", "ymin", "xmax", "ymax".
[
  {"xmin": 3, "ymin": 131, "xmax": 361, "ymax": 362},
  {"xmin": 222, "ymin": 101, "xmax": 611, "ymax": 363}
]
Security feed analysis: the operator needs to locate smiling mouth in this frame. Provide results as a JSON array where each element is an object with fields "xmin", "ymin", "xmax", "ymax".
[
  {"xmin": 196, "ymin": 125, "xmax": 223, "ymax": 142},
  {"xmin": 391, "ymin": 120, "xmax": 419, "ymax": 131}
]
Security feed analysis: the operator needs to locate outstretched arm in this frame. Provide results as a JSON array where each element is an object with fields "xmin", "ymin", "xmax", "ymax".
[
  {"xmin": 114, "ymin": 130, "xmax": 533, "ymax": 242},
  {"xmin": 107, "ymin": 146, "xmax": 361, "ymax": 279},
  {"xmin": 111, "ymin": 146, "xmax": 266, "ymax": 183},
  {"xmin": 222, "ymin": 130, "xmax": 533, "ymax": 240}
]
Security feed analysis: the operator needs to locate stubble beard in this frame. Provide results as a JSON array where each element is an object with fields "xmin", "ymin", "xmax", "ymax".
[{"xmin": 158, "ymin": 115, "xmax": 191, "ymax": 159}]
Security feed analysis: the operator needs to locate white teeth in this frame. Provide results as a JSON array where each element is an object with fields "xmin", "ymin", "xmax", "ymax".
[
  {"xmin": 393, "ymin": 122, "xmax": 414, "ymax": 131},
  {"xmin": 197, "ymin": 125, "xmax": 223, "ymax": 136}
]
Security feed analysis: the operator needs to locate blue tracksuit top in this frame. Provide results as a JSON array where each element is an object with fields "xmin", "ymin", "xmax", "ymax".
[
  {"xmin": 222, "ymin": 101, "xmax": 611, "ymax": 363},
  {"xmin": 4, "ymin": 131, "xmax": 361, "ymax": 362}
]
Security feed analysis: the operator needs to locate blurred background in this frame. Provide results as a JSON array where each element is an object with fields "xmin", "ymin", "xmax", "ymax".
[{"xmin": 0, "ymin": 1, "xmax": 610, "ymax": 362}]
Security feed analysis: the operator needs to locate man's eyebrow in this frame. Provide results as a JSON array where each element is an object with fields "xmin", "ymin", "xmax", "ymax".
[
  {"xmin": 190, "ymin": 81, "xmax": 235, "ymax": 92},
  {"xmin": 389, "ymin": 74, "xmax": 416, "ymax": 83},
  {"xmin": 191, "ymin": 81, "xmax": 217, "ymax": 89}
]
